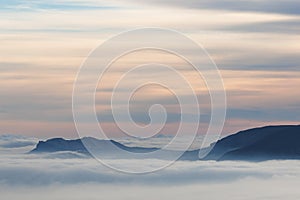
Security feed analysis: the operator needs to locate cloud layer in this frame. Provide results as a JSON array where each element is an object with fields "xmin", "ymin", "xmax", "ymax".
[
  {"xmin": 0, "ymin": 153, "xmax": 299, "ymax": 185},
  {"xmin": 132, "ymin": 0, "xmax": 300, "ymax": 15},
  {"xmin": 0, "ymin": 0, "xmax": 300, "ymax": 137},
  {"xmin": 0, "ymin": 136, "xmax": 299, "ymax": 200},
  {"xmin": 0, "ymin": 154, "xmax": 300, "ymax": 200}
]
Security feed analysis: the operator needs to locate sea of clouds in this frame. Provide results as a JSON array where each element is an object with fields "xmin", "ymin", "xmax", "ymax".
[{"xmin": 0, "ymin": 134, "xmax": 299, "ymax": 200}]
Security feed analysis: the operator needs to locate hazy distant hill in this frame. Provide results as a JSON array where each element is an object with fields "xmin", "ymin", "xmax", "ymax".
[
  {"xmin": 31, "ymin": 125, "xmax": 300, "ymax": 161},
  {"xmin": 30, "ymin": 137, "xmax": 194, "ymax": 160},
  {"xmin": 31, "ymin": 137, "xmax": 159, "ymax": 155}
]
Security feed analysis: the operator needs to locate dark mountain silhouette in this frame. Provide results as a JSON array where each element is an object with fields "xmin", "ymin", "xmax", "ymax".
[
  {"xmin": 30, "ymin": 137, "xmax": 195, "ymax": 160},
  {"xmin": 203, "ymin": 125, "xmax": 300, "ymax": 161},
  {"xmin": 30, "ymin": 137, "xmax": 159, "ymax": 155},
  {"xmin": 31, "ymin": 125, "xmax": 300, "ymax": 161}
]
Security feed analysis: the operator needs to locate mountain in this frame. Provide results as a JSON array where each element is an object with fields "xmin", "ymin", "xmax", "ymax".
[
  {"xmin": 203, "ymin": 125, "xmax": 300, "ymax": 161},
  {"xmin": 30, "ymin": 137, "xmax": 195, "ymax": 160},
  {"xmin": 31, "ymin": 137, "xmax": 159, "ymax": 155},
  {"xmin": 30, "ymin": 125, "xmax": 300, "ymax": 161}
]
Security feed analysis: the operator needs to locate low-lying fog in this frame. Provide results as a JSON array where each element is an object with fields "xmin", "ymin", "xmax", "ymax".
[{"xmin": 1, "ymin": 135, "xmax": 299, "ymax": 200}]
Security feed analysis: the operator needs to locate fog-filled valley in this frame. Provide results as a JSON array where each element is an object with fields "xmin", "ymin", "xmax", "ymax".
[{"xmin": 1, "ymin": 134, "xmax": 300, "ymax": 200}]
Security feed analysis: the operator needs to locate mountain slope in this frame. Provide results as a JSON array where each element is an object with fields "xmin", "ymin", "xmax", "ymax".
[{"xmin": 203, "ymin": 125, "xmax": 300, "ymax": 161}]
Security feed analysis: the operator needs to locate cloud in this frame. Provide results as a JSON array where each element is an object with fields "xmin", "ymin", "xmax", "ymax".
[
  {"xmin": 227, "ymin": 107, "xmax": 300, "ymax": 122},
  {"xmin": 0, "ymin": 0, "xmax": 299, "ymax": 138},
  {"xmin": 0, "ymin": 139, "xmax": 300, "ymax": 200},
  {"xmin": 1, "ymin": 178, "xmax": 300, "ymax": 200},
  {"xmin": 218, "ymin": 54, "xmax": 300, "ymax": 72},
  {"xmin": 219, "ymin": 19, "xmax": 300, "ymax": 35},
  {"xmin": 0, "ymin": 0, "xmax": 119, "ymax": 11},
  {"xmin": 4, "ymin": 0, "xmax": 300, "ymax": 16},
  {"xmin": 131, "ymin": 0, "xmax": 300, "ymax": 15},
  {"xmin": 0, "ymin": 154, "xmax": 298, "ymax": 186},
  {"xmin": 0, "ymin": 134, "xmax": 38, "ymax": 148},
  {"xmin": 0, "ymin": 154, "xmax": 300, "ymax": 200}
]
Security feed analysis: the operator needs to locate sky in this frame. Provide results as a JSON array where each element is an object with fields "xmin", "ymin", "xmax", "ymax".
[{"xmin": 0, "ymin": 0, "xmax": 300, "ymax": 139}]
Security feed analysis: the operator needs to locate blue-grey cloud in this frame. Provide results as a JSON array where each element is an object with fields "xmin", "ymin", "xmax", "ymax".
[
  {"xmin": 220, "ymin": 19, "xmax": 300, "ymax": 35},
  {"xmin": 0, "ymin": 155, "xmax": 289, "ymax": 186},
  {"xmin": 97, "ymin": 110, "xmax": 211, "ymax": 124},
  {"xmin": 3, "ymin": 0, "xmax": 300, "ymax": 15},
  {"xmin": 218, "ymin": 53, "xmax": 300, "ymax": 71},
  {"xmin": 0, "ymin": 135, "xmax": 38, "ymax": 148},
  {"xmin": 133, "ymin": 0, "xmax": 300, "ymax": 15},
  {"xmin": 227, "ymin": 106, "xmax": 300, "ymax": 122},
  {"xmin": 0, "ymin": 0, "xmax": 118, "ymax": 11},
  {"xmin": 0, "ymin": 90, "xmax": 73, "ymax": 122}
]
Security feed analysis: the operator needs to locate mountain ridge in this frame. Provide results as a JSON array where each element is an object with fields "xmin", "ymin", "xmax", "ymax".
[{"xmin": 30, "ymin": 125, "xmax": 300, "ymax": 161}]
